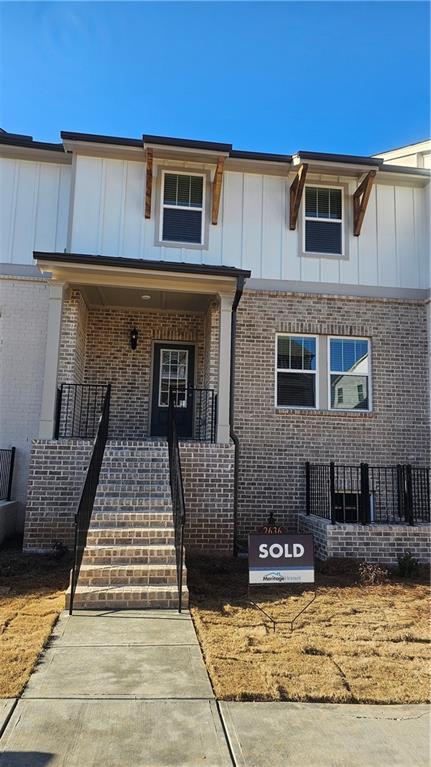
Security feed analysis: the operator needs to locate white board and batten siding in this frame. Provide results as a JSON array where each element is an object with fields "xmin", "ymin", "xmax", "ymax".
[
  {"xmin": 70, "ymin": 155, "xmax": 429, "ymax": 290},
  {"xmin": 0, "ymin": 158, "xmax": 71, "ymax": 265},
  {"xmin": 2, "ymin": 153, "xmax": 429, "ymax": 291}
]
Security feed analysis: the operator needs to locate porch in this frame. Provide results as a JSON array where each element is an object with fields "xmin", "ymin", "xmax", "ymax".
[{"xmin": 35, "ymin": 252, "xmax": 250, "ymax": 445}]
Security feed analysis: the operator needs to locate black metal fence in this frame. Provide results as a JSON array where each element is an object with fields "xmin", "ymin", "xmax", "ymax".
[
  {"xmin": 184, "ymin": 387, "xmax": 217, "ymax": 442},
  {"xmin": 0, "ymin": 447, "xmax": 15, "ymax": 501},
  {"xmin": 306, "ymin": 462, "xmax": 430, "ymax": 526},
  {"xmin": 167, "ymin": 393, "xmax": 187, "ymax": 613},
  {"xmin": 55, "ymin": 384, "xmax": 111, "ymax": 439},
  {"xmin": 69, "ymin": 385, "xmax": 111, "ymax": 614}
]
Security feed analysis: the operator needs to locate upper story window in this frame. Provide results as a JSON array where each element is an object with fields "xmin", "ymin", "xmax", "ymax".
[
  {"xmin": 161, "ymin": 171, "xmax": 205, "ymax": 245},
  {"xmin": 304, "ymin": 186, "xmax": 343, "ymax": 255},
  {"xmin": 329, "ymin": 337, "xmax": 370, "ymax": 411},
  {"xmin": 276, "ymin": 335, "xmax": 317, "ymax": 408}
]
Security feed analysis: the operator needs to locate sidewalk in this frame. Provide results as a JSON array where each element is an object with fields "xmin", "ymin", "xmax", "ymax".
[
  {"xmin": 0, "ymin": 610, "xmax": 232, "ymax": 767},
  {"xmin": 0, "ymin": 610, "xmax": 429, "ymax": 766}
]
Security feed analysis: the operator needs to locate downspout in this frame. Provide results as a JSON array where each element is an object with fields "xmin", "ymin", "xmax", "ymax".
[{"xmin": 229, "ymin": 275, "xmax": 246, "ymax": 556}]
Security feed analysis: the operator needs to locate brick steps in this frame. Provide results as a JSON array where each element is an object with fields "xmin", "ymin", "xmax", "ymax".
[
  {"xmin": 77, "ymin": 563, "xmax": 179, "ymax": 586},
  {"xmin": 65, "ymin": 584, "xmax": 188, "ymax": 610},
  {"xmin": 90, "ymin": 512, "xmax": 174, "ymax": 528},
  {"xmin": 86, "ymin": 528, "xmax": 175, "ymax": 545},
  {"xmin": 70, "ymin": 442, "xmax": 187, "ymax": 610},
  {"xmin": 83, "ymin": 544, "xmax": 176, "ymax": 564}
]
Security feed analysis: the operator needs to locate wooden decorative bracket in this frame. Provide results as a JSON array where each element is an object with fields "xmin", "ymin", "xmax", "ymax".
[
  {"xmin": 289, "ymin": 164, "xmax": 308, "ymax": 230},
  {"xmin": 353, "ymin": 170, "xmax": 376, "ymax": 236},
  {"xmin": 211, "ymin": 158, "xmax": 225, "ymax": 225},
  {"xmin": 145, "ymin": 149, "xmax": 153, "ymax": 219}
]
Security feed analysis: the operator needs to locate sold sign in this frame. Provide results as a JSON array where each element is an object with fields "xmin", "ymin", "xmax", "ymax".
[{"xmin": 248, "ymin": 534, "xmax": 314, "ymax": 584}]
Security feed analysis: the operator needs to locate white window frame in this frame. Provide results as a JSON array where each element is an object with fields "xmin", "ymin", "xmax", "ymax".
[
  {"xmin": 159, "ymin": 169, "xmax": 206, "ymax": 246},
  {"xmin": 275, "ymin": 333, "xmax": 319, "ymax": 410},
  {"xmin": 303, "ymin": 184, "xmax": 344, "ymax": 257},
  {"xmin": 158, "ymin": 347, "xmax": 189, "ymax": 408},
  {"xmin": 327, "ymin": 336, "xmax": 372, "ymax": 412}
]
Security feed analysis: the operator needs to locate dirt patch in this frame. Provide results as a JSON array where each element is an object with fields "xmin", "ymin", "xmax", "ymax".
[
  {"xmin": 188, "ymin": 554, "xmax": 431, "ymax": 704},
  {"xmin": 0, "ymin": 540, "xmax": 71, "ymax": 698}
]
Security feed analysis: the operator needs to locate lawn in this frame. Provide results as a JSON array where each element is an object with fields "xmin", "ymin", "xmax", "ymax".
[
  {"xmin": 188, "ymin": 554, "xmax": 431, "ymax": 704},
  {"xmin": 0, "ymin": 541, "xmax": 71, "ymax": 698}
]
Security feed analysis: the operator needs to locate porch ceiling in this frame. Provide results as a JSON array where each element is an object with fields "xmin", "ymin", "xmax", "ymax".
[{"xmin": 80, "ymin": 284, "xmax": 212, "ymax": 311}]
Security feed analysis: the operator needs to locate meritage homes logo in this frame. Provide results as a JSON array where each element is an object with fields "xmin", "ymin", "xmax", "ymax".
[{"xmin": 248, "ymin": 535, "xmax": 315, "ymax": 584}]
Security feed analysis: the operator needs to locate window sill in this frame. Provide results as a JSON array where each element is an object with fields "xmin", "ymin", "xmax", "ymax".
[
  {"xmin": 158, "ymin": 239, "xmax": 206, "ymax": 250},
  {"xmin": 301, "ymin": 251, "xmax": 347, "ymax": 261},
  {"xmin": 275, "ymin": 407, "xmax": 374, "ymax": 418}
]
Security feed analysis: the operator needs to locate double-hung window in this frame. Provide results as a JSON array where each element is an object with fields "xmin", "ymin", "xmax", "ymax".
[
  {"xmin": 329, "ymin": 337, "xmax": 370, "ymax": 411},
  {"xmin": 161, "ymin": 171, "xmax": 205, "ymax": 245},
  {"xmin": 276, "ymin": 335, "xmax": 317, "ymax": 408},
  {"xmin": 304, "ymin": 186, "xmax": 343, "ymax": 255}
]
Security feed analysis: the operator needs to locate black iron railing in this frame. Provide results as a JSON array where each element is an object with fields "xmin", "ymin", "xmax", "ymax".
[
  {"xmin": 55, "ymin": 384, "xmax": 109, "ymax": 439},
  {"xmin": 0, "ymin": 447, "xmax": 15, "ymax": 501},
  {"xmin": 69, "ymin": 385, "xmax": 111, "ymax": 614},
  {"xmin": 187, "ymin": 388, "xmax": 217, "ymax": 443},
  {"xmin": 306, "ymin": 462, "xmax": 430, "ymax": 526},
  {"xmin": 167, "ymin": 392, "xmax": 187, "ymax": 613}
]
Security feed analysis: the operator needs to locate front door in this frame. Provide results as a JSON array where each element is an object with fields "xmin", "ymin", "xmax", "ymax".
[{"xmin": 151, "ymin": 343, "xmax": 195, "ymax": 438}]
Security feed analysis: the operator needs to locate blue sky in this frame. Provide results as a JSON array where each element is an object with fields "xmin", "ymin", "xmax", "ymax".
[{"xmin": 0, "ymin": 1, "xmax": 429, "ymax": 155}]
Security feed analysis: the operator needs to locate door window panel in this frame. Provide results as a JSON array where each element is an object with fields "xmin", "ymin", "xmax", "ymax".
[{"xmin": 158, "ymin": 349, "xmax": 189, "ymax": 407}]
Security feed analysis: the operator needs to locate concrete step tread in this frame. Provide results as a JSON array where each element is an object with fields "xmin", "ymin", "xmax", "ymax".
[
  {"xmin": 66, "ymin": 584, "xmax": 188, "ymax": 596},
  {"xmin": 79, "ymin": 562, "xmax": 179, "ymax": 571},
  {"xmin": 85, "ymin": 541, "xmax": 175, "ymax": 549}
]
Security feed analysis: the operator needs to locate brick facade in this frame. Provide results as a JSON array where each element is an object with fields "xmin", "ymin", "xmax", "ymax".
[
  {"xmin": 234, "ymin": 290, "xmax": 430, "ymax": 540},
  {"xmin": 180, "ymin": 442, "xmax": 234, "ymax": 554},
  {"xmin": 298, "ymin": 513, "xmax": 430, "ymax": 565},
  {"xmin": 57, "ymin": 294, "xmax": 219, "ymax": 440},
  {"xmin": 23, "ymin": 439, "xmax": 92, "ymax": 551}
]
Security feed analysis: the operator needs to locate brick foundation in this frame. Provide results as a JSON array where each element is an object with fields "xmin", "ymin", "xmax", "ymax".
[
  {"xmin": 23, "ymin": 439, "xmax": 234, "ymax": 554},
  {"xmin": 180, "ymin": 442, "xmax": 235, "ymax": 554},
  {"xmin": 298, "ymin": 513, "xmax": 431, "ymax": 565},
  {"xmin": 24, "ymin": 439, "xmax": 92, "ymax": 552}
]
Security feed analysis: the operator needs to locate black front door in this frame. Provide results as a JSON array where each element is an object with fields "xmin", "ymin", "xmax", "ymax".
[{"xmin": 151, "ymin": 343, "xmax": 195, "ymax": 438}]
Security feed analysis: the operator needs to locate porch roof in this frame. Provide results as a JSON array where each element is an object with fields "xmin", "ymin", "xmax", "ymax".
[{"xmin": 33, "ymin": 251, "xmax": 250, "ymax": 298}]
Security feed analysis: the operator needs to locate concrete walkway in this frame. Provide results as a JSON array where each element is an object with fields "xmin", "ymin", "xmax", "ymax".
[
  {"xmin": 0, "ymin": 610, "xmax": 232, "ymax": 767},
  {"xmin": 0, "ymin": 610, "xmax": 430, "ymax": 766}
]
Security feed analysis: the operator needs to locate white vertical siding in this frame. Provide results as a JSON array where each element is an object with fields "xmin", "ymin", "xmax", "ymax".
[
  {"xmin": 0, "ymin": 158, "xmax": 71, "ymax": 265},
  {"xmin": 3, "ymin": 152, "xmax": 428, "ymax": 290}
]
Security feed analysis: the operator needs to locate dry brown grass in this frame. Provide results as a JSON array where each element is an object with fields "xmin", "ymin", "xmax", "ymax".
[
  {"xmin": 0, "ymin": 541, "xmax": 71, "ymax": 698},
  {"xmin": 188, "ymin": 555, "xmax": 431, "ymax": 704}
]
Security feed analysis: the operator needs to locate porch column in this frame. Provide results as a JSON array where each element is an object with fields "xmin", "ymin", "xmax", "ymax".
[
  {"xmin": 39, "ymin": 282, "xmax": 65, "ymax": 439},
  {"xmin": 217, "ymin": 293, "xmax": 233, "ymax": 443}
]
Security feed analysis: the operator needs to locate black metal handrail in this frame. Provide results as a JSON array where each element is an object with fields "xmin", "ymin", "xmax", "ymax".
[
  {"xmin": 69, "ymin": 384, "xmax": 111, "ymax": 614},
  {"xmin": 55, "ymin": 384, "xmax": 109, "ymax": 439},
  {"xmin": 167, "ymin": 392, "xmax": 186, "ymax": 613},
  {"xmin": 306, "ymin": 462, "xmax": 430, "ymax": 526},
  {"xmin": 0, "ymin": 447, "xmax": 15, "ymax": 501}
]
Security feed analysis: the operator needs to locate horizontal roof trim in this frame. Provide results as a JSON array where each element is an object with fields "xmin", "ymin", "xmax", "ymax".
[
  {"xmin": 33, "ymin": 252, "xmax": 251, "ymax": 280},
  {"xmin": 378, "ymin": 163, "xmax": 431, "ymax": 177},
  {"xmin": 0, "ymin": 132, "xmax": 64, "ymax": 152},
  {"xmin": 230, "ymin": 149, "xmax": 292, "ymax": 163},
  {"xmin": 61, "ymin": 131, "xmax": 142, "ymax": 148},
  {"xmin": 295, "ymin": 151, "xmax": 383, "ymax": 167},
  {"xmin": 143, "ymin": 134, "xmax": 232, "ymax": 152}
]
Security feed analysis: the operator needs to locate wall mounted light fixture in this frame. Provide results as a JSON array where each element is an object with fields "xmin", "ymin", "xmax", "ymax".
[{"xmin": 130, "ymin": 327, "xmax": 138, "ymax": 350}]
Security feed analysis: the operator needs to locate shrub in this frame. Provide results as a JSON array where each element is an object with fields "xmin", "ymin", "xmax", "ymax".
[
  {"xmin": 358, "ymin": 561, "xmax": 389, "ymax": 586},
  {"xmin": 397, "ymin": 551, "xmax": 420, "ymax": 579}
]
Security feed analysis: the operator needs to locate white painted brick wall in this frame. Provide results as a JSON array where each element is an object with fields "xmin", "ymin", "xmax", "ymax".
[{"xmin": 0, "ymin": 277, "xmax": 49, "ymax": 529}]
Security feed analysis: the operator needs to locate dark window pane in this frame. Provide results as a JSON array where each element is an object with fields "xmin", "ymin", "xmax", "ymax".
[
  {"xmin": 305, "ymin": 187, "xmax": 318, "ymax": 217},
  {"xmin": 163, "ymin": 174, "xmax": 178, "ymax": 205},
  {"xmin": 277, "ymin": 336, "xmax": 291, "ymax": 369},
  {"xmin": 302, "ymin": 338, "xmax": 316, "ymax": 370},
  {"xmin": 290, "ymin": 338, "xmax": 304, "ymax": 369},
  {"xmin": 162, "ymin": 208, "xmax": 202, "ymax": 243},
  {"xmin": 177, "ymin": 175, "xmax": 191, "ymax": 205},
  {"xmin": 277, "ymin": 372, "xmax": 315, "ymax": 407},
  {"xmin": 317, "ymin": 188, "xmax": 330, "ymax": 218},
  {"xmin": 305, "ymin": 220, "xmax": 342, "ymax": 254},
  {"xmin": 190, "ymin": 176, "xmax": 204, "ymax": 207},
  {"xmin": 329, "ymin": 188, "xmax": 342, "ymax": 219},
  {"xmin": 330, "ymin": 375, "xmax": 368, "ymax": 410}
]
